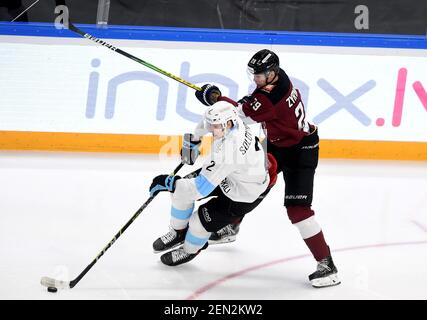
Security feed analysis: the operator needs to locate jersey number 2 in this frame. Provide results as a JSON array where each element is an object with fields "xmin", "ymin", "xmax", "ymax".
[
  {"xmin": 206, "ymin": 161, "xmax": 216, "ymax": 171},
  {"xmin": 295, "ymin": 102, "xmax": 306, "ymax": 130}
]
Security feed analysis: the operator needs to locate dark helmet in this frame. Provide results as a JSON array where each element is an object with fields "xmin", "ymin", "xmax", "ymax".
[{"xmin": 247, "ymin": 49, "xmax": 280, "ymax": 75}]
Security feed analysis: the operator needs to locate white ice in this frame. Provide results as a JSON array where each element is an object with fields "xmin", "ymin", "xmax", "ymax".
[{"xmin": 1, "ymin": 151, "xmax": 426, "ymax": 300}]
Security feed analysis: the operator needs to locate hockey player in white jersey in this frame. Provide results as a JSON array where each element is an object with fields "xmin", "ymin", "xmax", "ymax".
[{"xmin": 149, "ymin": 101, "xmax": 276, "ymax": 266}]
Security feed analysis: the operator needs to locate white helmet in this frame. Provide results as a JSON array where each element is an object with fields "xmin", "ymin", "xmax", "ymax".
[{"xmin": 204, "ymin": 101, "xmax": 238, "ymax": 130}]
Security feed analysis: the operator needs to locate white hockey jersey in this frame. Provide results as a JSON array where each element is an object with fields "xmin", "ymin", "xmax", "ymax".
[{"xmin": 174, "ymin": 117, "xmax": 269, "ymax": 203}]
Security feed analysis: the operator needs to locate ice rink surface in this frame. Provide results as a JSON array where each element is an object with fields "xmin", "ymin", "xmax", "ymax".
[{"xmin": 1, "ymin": 151, "xmax": 426, "ymax": 300}]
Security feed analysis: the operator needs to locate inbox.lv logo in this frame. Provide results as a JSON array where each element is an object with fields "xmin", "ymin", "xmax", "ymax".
[
  {"xmin": 85, "ymin": 59, "xmax": 241, "ymax": 123},
  {"xmin": 85, "ymin": 59, "xmax": 426, "ymax": 126},
  {"xmin": 312, "ymin": 68, "xmax": 427, "ymax": 127},
  {"xmin": 388, "ymin": 68, "xmax": 427, "ymax": 127}
]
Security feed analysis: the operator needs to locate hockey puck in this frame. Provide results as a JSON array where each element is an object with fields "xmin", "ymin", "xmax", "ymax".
[{"xmin": 47, "ymin": 287, "xmax": 58, "ymax": 293}]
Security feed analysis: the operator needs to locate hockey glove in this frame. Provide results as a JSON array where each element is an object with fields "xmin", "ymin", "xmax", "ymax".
[
  {"xmin": 237, "ymin": 95, "xmax": 253, "ymax": 105},
  {"xmin": 149, "ymin": 175, "xmax": 181, "ymax": 197},
  {"xmin": 181, "ymin": 133, "xmax": 201, "ymax": 165},
  {"xmin": 195, "ymin": 84, "xmax": 222, "ymax": 106}
]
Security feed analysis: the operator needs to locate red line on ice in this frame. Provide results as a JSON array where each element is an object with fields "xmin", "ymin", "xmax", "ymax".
[
  {"xmin": 412, "ymin": 220, "xmax": 427, "ymax": 234},
  {"xmin": 185, "ymin": 240, "xmax": 427, "ymax": 300}
]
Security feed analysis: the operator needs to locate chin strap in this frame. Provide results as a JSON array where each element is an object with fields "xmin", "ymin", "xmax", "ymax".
[{"xmin": 265, "ymin": 70, "xmax": 279, "ymax": 86}]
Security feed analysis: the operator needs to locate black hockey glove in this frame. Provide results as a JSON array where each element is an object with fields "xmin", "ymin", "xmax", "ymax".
[
  {"xmin": 181, "ymin": 133, "xmax": 201, "ymax": 165},
  {"xmin": 149, "ymin": 175, "xmax": 181, "ymax": 197},
  {"xmin": 195, "ymin": 84, "xmax": 222, "ymax": 106},
  {"xmin": 237, "ymin": 95, "xmax": 253, "ymax": 105}
]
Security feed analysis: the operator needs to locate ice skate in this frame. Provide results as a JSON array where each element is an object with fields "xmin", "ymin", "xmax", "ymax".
[
  {"xmin": 160, "ymin": 242, "xmax": 208, "ymax": 266},
  {"xmin": 309, "ymin": 255, "xmax": 341, "ymax": 288},
  {"xmin": 153, "ymin": 226, "xmax": 187, "ymax": 253},
  {"xmin": 208, "ymin": 223, "xmax": 240, "ymax": 245}
]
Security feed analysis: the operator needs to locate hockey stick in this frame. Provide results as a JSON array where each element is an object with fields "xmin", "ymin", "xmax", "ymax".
[
  {"xmin": 65, "ymin": 22, "xmax": 202, "ymax": 91},
  {"xmin": 40, "ymin": 162, "xmax": 184, "ymax": 290}
]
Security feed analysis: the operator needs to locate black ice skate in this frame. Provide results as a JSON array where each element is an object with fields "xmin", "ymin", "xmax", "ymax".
[
  {"xmin": 209, "ymin": 223, "xmax": 240, "ymax": 245},
  {"xmin": 160, "ymin": 242, "xmax": 208, "ymax": 266},
  {"xmin": 152, "ymin": 226, "xmax": 187, "ymax": 253},
  {"xmin": 309, "ymin": 255, "xmax": 341, "ymax": 288}
]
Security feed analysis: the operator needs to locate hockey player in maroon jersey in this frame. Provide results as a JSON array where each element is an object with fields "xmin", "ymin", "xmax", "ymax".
[{"xmin": 195, "ymin": 49, "xmax": 340, "ymax": 288}]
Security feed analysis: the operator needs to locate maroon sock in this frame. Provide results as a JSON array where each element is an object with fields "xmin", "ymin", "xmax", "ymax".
[{"xmin": 303, "ymin": 231, "xmax": 330, "ymax": 261}]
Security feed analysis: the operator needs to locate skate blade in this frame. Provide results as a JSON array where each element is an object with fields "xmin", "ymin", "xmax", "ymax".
[
  {"xmin": 153, "ymin": 241, "xmax": 184, "ymax": 254},
  {"xmin": 208, "ymin": 235, "xmax": 236, "ymax": 245},
  {"xmin": 311, "ymin": 273, "xmax": 341, "ymax": 288}
]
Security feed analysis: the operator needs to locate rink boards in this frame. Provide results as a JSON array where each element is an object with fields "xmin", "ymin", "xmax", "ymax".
[
  {"xmin": 0, "ymin": 23, "xmax": 426, "ymax": 160},
  {"xmin": 1, "ymin": 131, "xmax": 427, "ymax": 161}
]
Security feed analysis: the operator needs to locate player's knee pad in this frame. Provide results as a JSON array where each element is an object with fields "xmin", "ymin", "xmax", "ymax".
[
  {"xmin": 197, "ymin": 206, "xmax": 218, "ymax": 232},
  {"xmin": 286, "ymin": 205, "xmax": 314, "ymax": 224},
  {"xmin": 189, "ymin": 210, "xmax": 210, "ymax": 238}
]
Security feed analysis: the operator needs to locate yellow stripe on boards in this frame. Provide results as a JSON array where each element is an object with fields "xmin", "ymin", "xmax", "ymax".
[
  {"xmin": 0, "ymin": 131, "xmax": 426, "ymax": 160},
  {"xmin": 0, "ymin": 131, "xmax": 212, "ymax": 155},
  {"xmin": 320, "ymin": 139, "xmax": 427, "ymax": 161}
]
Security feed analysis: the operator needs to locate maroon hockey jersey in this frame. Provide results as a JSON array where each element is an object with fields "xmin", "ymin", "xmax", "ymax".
[{"xmin": 220, "ymin": 69, "xmax": 310, "ymax": 148}]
